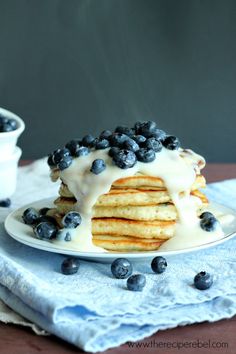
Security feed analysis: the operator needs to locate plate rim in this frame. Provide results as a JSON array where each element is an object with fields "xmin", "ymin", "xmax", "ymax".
[{"xmin": 4, "ymin": 197, "xmax": 236, "ymax": 259}]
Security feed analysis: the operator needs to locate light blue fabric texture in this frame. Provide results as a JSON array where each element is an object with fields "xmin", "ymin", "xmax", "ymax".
[{"xmin": 0, "ymin": 161, "xmax": 236, "ymax": 352}]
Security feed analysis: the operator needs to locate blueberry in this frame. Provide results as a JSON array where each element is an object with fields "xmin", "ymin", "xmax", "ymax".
[
  {"xmin": 1, "ymin": 122, "xmax": 13, "ymax": 132},
  {"xmin": 151, "ymin": 256, "xmax": 167, "ymax": 273},
  {"xmin": 200, "ymin": 216, "xmax": 219, "ymax": 232},
  {"xmin": 0, "ymin": 198, "xmax": 11, "ymax": 207},
  {"xmin": 22, "ymin": 207, "xmax": 40, "ymax": 225},
  {"xmin": 145, "ymin": 137, "xmax": 162, "ymax": 152},
  {"xmin": 163, "ymin": 136, "xmax": 180, "ymax": 150},
  {"xmin": 58, "ymin": 155, "xmax": 73, "ymax": 171},
  {"xmin": 37, "ymin": 215, "xmax": 58, "ymax": 226},
  {"xmin": 61, "ymin": 257, "xmax": 80, "ymax": 275},
  {"xmin": 135, "ymin": 121, "xmax": 157, "ymax": 137},
  {"xmin": 134, "ymin": 121, "xmax": 143, "ymax": 134},
  {"xmin": 194, "ymin": 271, "xmax": 213, "ymax": 290},
  {"xmin": 122, "ymin": 137, "xmax": 139, "ymax": 152},
  {"xmin": 8, "ymin": 118, "xmax": 17, "ymax": 130},
  {"xmin": 136, "ymin": 148, "xmax": 156, "ymax": 163},
  {"xmin": 82, "ymin": 134, "xmax": 96, "ymax": 147},
  {"xmin": 47, "ymin": 154, "xmax": 56, "ymax": 168},
  {"xmin": 199, "ymin": 211, "xmax": 215, "ymax": 219},
  {"xmin": 62, "ymin": 211, "xmax": 82, "ymax": 228},
  {"xmin": 100, "ymin": 130, "xmax": 112, "ymax": 140},
  {"xmin": 113, "ymin": 149, "xmax": 137, "ymax": 169},
  {"xmin": 115, "ymin": 125, "xmax": 134, "ymax": 137},
  {"xmin": 110, "ymin": 133, "xmax": 128, "ymax": 147},
  {"xmin": 53, "ymin": 148, "xmax": 71, "ymax": 165},
  {"xmin": 65, "ymin": 140, "xmax": 80, "ymax": 156},
  {"xmin": 95, "ymin": 138, "xmax": 110, "ymax": 149},
  {"xmin": 149, "ymin": 128, "xmax": 166, "ymax": 141},
  {"xmin": 127, "ymin": 274, "xmax": 146, "ymax": 291},
  {"xmin": 34, "ymin": 222, "xmax": 58, "ymax": 240},
  {"xmin": 39, "ymin": 207, "xmax": 50, "ymax": 216},
  {"xmin": 132, "ymin": 135, "xmax": 146, "ymax": 145},
  {"xmin": 108, "ymin": 147, "xmax": 120, "ymax": 158},
  {"xmin": 90, "ymin": 159, "xmax": 106, "ymax": 174},
  {"xmin": 74, "ymin": 146, "xmax": 90, "ymax": 157},
  {"xmin": 111, "ymin": 258, "xmax": 133, "ymax": 279}
]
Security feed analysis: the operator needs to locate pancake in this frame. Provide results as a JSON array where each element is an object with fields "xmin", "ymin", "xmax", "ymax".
[
  {"xmin": 92, "ymin": 235, "xmax": 165, "ymax": 251},
  {"xmin": 92, "ymin": 218, "xmax": 175, "ymax": 239},
  {"xmin": 111, "ymin": 174, "xmax": 206, "ymax": 190},
  {"xmin": 54, "ymin": 190, "xmax": 208, "ymax": 221}
]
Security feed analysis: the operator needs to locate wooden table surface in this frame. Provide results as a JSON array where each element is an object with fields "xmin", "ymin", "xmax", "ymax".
[{"xmin": 0, "ymin": 163, "xmax": 235, "ymax": 354}]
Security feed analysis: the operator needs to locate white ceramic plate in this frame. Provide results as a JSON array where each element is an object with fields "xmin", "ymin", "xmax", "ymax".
[{"xmin": 4, "ymin": 198, "xmax": 236, "ymax": 263}]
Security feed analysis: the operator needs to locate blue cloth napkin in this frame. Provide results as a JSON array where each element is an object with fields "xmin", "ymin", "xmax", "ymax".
[{"xmin": 0, "ymin": 160, "xmax": 236, "ymax": 352}]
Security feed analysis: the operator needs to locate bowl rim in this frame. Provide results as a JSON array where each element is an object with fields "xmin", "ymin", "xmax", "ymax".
[{"xmin": 0, "ymin": 107, "xmax": 25, "ymax": 136}]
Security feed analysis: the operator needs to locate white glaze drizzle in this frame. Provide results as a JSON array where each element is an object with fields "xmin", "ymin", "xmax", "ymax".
[{"xmin": 53, "ymin": 147, "xmax": 224, "ymax": 252}]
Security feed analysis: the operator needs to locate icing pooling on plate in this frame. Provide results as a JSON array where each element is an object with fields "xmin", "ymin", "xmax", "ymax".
[{"xmin": 56, "ymin": 146, "xmax": 224, "ymax": 252}]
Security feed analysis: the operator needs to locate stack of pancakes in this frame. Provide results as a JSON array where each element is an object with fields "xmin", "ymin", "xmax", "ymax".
[{"xmin": 50, "ymin": 170, "xmax": 208, "ymax": 252}]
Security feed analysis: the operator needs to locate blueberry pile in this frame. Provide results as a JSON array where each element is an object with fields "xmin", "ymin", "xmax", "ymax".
[
  {"xmin": 0, "ymin": 114, "xmax": 17, "ymax": 132},
  {"xmin": 22, "ymin": 207, "xmax": 82, "ymax": 241},
  {"xmin": 47, "ymin": 121, "xmax": 180, "ymax": 173},
  {"xmin": 199, "ymin": 211, "xmax": 219, "ymax": 232}
]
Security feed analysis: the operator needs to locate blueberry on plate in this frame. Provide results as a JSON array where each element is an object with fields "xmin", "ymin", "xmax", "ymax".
[
  {"xmin": 39, "ymin": 207, "xmax": 50, "ymax": 216},
  {"xmin": 127, "ymin": 274, "xmax": 146, "ymax": 291},
  {"xmin": 108, "ymin": 147, "xmax": 120, "ymax": 158},
  {"xmin": 58, "ymin": 155, "xmax": 73, "ymax": 171},
  {"xmin": 145, "ymin": 137, "xmax": 162, "ymax": 152},
  {"xmin": 74, "ymin": 146, "xmax": 90, "ymax": 157},
  {"xmin": 136, "ymin": 148, "xmax": 156, "ymax": 163},
  {"xmin": 110, "ymin": 133, "xmax": 128, "ymax": 147},
  {"xmin": 90, "ymin": 159, "xmax": 106, "ymax": 174},
  {"xmin": 95, "ymin": 138, "xmax": 110, "ymax": 149},
  {"xmin": 61, "ymin": 257, "xmax": 80, "ymax": 275},
  {"xmin": 111, "ymin": 258, "xmax": 133, "ymax": 279},
  {"xmin": 82, "ymin": 134, "xmax": 96, "ymax": 147},
  {"xmin": 62, "ymin": 211, "xmax": 82, "ymax": 228},
  {"xmin": 53, "ymin": 148, "xmax": 71, "ymax": 165},
  {"xmin": 113, "ymin": 149, "xmax": 137, "ymax": 169},
  {"xmin": 199, "ymin": 211, "xmax": 215, "ymax": 219},
  {"xmin": 194, "ymin": 271, "xmax": 213, "ymax": 290},
  {"xmin": 22, "ymin": 207, "xmax": 40, "ymax": 225},
  {"xmin": 34, "ymin": 222, "xmax": 58, "ymax": 240},
  {"xmin": 200, "ymin": 216, "xmax": 219, "ymax": 232},
  {"xmin": 162, "ymin": 136, "xmax": 180, "ymax": 150},
  {"xmin": 151, "ymin": 256, "xmax": 167, "ymax": 273},
  {"xmin": 122, "ymin": 137, "xmax": 140, "ymax": 152},
  {"xmin": 0, "ymin": 198, "xmax": 11, "ymax": 207},
  {"xmin": 115, "ymin": 125, "xmax": 134, "ymax": 137},
  {"xmin": 37, "ymin": 215, "xmax": 58, "ymax": 226},
  {"xmin": 100, "ymin": 130, "xmax": 112, "ymax": 140},
  {"xmin": 65, "ymin": 140, "xmax": 80, "ymax": 155}
]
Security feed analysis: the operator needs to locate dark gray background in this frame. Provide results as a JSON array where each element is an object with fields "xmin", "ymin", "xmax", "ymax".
[{"xmin": 0, "ymin": 0, "xmax": 235, "ymax": 161}]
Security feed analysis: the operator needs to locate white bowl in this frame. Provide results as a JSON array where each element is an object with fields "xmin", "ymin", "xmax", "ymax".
[
  {"xmin": 0, "ymin": 107, "xmax": 25, "ymax": 157},
  {"xmin": 0, "ymin": 147, "xmax": 22, "ymax": 199}
]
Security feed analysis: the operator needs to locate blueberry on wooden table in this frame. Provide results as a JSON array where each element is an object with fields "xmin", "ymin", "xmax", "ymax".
[
  {"xmin": 111, "ymin": 258, "xmax": 133, "ymax": 279},
  {"xmin": 127, "ymin": 274, "xmax": 146, "ymax": 291}
]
